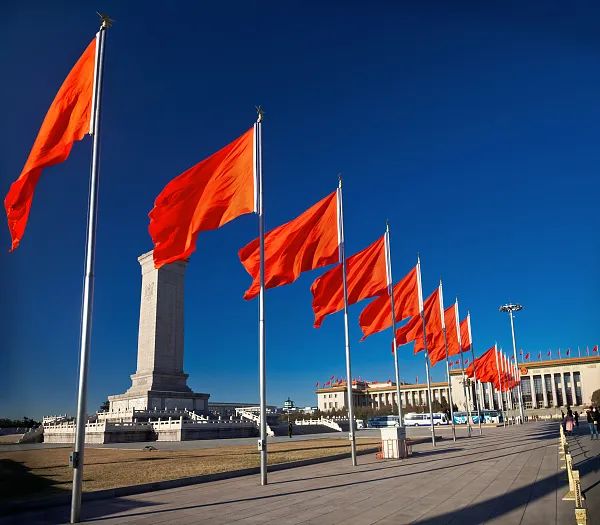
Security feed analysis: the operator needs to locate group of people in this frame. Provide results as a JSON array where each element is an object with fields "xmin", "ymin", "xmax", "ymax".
[{"xmin": 562, "ymin": 406, "xmax": 600, "ymax": 439}]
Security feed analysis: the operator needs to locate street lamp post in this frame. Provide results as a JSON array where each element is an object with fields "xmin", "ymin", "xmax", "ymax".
[{"xmin": 499, "ymin": 304, "xmax": 525, "ymax": 424}]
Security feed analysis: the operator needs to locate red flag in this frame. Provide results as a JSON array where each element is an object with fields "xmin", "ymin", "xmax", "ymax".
[
  {"xmin": 311, "ymin": 236, "xmax": 387, "ymax": 327},
  {"xmin": 358, "ymin": 266, "xmax": 419, "ymax": 340},
  {"xmin": 465, "ymin": 346, "xmax": 497, "ymax": 383},
  {"xmin": 464, "ymin": 358, "xmax": 469, "ymax": 366},
  {"xmin": 443, "ymin": 305, "xmax": 461, "ymax": 357},
  {"xmin": 393, "ymin": 289, "xmax": 440, "ymax": 348},
  {"xmin": 524, "ymin": 352, "xmax": 530, "ymax": 360},
  {"xmin": 5, "ymin": 38, "xmax": 97, "ymax": 251},
  {"xmin": 149, "ymin": 126, "xmax": 255, "ymax": 268},
  {"xmin": 455, "ymin": 359, "xmax": 460, "ymax": 366},
  {"xmin": 239, "ymin": 191, "xmax": 338, "ymax": 300},
  {"xmin": 593, "ymin": 345, "xmax": 598, "ymax": 353},
  {"xmin": 547, "ymin": 350, "xmax": 551, "ymax": 357},
  {"xmin": 459, "ymin": 317, "xmax": 470, "ymax": 352}
]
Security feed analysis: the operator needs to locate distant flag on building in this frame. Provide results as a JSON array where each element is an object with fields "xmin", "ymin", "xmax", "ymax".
[
  {"xmin": 5, "ymin": 37, "xmax": 98, "ymax": 251},
  {"xmin": 454, "ymin": 359, "xmax": 460, "ymax": 367},
  {"xmin": 524, "ymin": 352, "xmax": 530, "ymax": 361},
  {"xmin": 538, "ymin": 351, "xmax": 541, "ymax": 360},
  {"xmin": 311, "ymin": 236, "xmax": 387, "ymax": 327},
  {"xmin": 558, "ymin": 348, "xmax": 562, "ymax": 358},
  {"xmin": 547, "ymin": 350, "xmax": 551, "ymax": 358},
  {"xmin": 593, "ymin": 345, "xmax": 599, "ymax": 353},
  {"xmin": 239, "ymin": 190, "xmax": 339, "ymax": 299},
  {"xmin": 315, "ymin": 381, "xmax": 319, "ymax": 388},
  {"xmin": 566, "ymin": 348, "xmax": 571, "ymax": 356},
  {"xmin": 449, "ymin": 361, "xmax": 454, "ymax": 368},
  {"xmin": 464, "ymin": 358, "xmax": 469, "ymax": 366}
]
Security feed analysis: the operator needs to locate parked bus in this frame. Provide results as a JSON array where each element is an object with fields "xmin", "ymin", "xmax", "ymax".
[
  {"xmin": 452, "ymin": 410, "xmax": 503, "ymax": 424},
  {"xmin": 404, "ymin": 412, "xmax": 449, "ymax": 426},
  {"xmin": 367, "ymin": 415, "xmax": 400, "ymax": 428}
]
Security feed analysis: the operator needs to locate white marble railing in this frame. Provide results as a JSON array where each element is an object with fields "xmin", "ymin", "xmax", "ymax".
[{"xmin": 294, "ymin": 418, "xmax": 343, "ymax": 431}]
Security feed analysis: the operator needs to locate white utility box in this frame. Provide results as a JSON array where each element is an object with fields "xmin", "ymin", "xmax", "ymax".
[{"xmin": 379, "ymin": 426, "xmax": 408, "ymax": 459}]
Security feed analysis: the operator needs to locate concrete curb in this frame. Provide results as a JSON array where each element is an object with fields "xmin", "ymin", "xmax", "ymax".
[{"xmin": 2, "ymin": 446, "xmax": 380, "ymax": 516}]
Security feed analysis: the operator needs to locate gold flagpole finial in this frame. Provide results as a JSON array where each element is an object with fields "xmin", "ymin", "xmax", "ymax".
[
  {"xmin": 97, "ymin": 12, "xmax": 114, "ymax": 29},
  {"xmin": 255, "ymin": 105, "xmax": 264, "ymax": 123}
]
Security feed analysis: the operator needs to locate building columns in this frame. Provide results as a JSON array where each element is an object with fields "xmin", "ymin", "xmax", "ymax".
[
  {"xmin": 541, "ymin": 375, "xmax": 548, "ymax": 408},
  {"xmin": 551, "ymin": 374, "xmax": 558, "ymax": 407},
  {"xmin": 561, "ymin": 373, "xmax": 568, "ymax": 407}
]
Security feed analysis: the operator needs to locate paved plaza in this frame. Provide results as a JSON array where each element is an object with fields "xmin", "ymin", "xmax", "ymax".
[{"xmin": 2, "ymin": 421, "xmax": 598, "ymax": 524}]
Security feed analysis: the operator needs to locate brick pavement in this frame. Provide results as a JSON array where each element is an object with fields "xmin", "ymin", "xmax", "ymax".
[{"xmin": 1, "ymin": 421, "xmax": 584, "ymax": 525}]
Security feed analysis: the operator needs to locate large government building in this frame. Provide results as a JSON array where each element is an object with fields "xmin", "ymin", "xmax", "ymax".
[{"xmin": 316, "ymin": 355, "xmax": 600, "ymax": 413}]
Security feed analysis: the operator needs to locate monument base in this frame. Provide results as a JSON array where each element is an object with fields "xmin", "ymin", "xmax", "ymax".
[{"xmin": 108, "ymin": 390, "xmax": 209, "ymax": 413}]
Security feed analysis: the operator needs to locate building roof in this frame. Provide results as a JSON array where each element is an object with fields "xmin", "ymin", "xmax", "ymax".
[
  {"xmin": 448, "ymin": 354, "xmax": 600, "ymax": 375},
  {"xmin": 316, "ymin": 380, "xmax": 450, "ymax": 394}
]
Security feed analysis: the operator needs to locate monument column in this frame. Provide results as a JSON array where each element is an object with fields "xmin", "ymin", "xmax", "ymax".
[{"xmin": 109, "ymin": 251, "xmax": 209, "ymax": 412}]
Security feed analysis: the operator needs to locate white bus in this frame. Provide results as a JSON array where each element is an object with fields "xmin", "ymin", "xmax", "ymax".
[
  {"xmin": 367, "ymin": 415, "xmax": 400, "ymax": 428},
  {"xmin": 404, "ymin": 412, "xmax": 449, "ymax": 426}
]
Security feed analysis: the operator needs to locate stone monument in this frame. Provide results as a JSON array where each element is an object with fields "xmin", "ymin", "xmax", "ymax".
[{"xmin": 108, "ymin": 251, "xmax": 209, "ymax": 412}]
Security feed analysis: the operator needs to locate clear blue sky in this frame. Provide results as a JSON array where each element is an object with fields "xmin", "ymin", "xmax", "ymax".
[{"xmin": 1, "ymin": 1, "xmax": 598, "ymax": 420}]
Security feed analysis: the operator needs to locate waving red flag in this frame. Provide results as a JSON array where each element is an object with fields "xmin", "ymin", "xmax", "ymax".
[
  {"xmin": 593, "ymin": 345, "xmax": 598, "ymax": 353},
  {"xmin": 358, "ymin": 266, "xmax": 419, "ymax": 340},
  {"xmin": 149, "ymin": 126, "xmax": 255, "ymax": 268},
  {"xmin": 393, "ymin": 289, "xmax": 440, "ymax": 349},
  {"xmin": 460, "ymin": 317, "xmax": 470, "ymax": 352},
  {"xmin": 466, "ymin": 346, "xmax": 497, "ymax": 383},
  {"xmin": 239, "ymin": 190, "xmax": 338, "ymax": 300},
  {"xmin": 5, "ymin": 38, "xmax": 97, "ymax": 251},
  {"xmin": 311, "ymin": 236, "xmax": 387, "ymax": 327},
  {"xmin": 420, "ymin": 302, "xmax": 465, "ymax": 366}
]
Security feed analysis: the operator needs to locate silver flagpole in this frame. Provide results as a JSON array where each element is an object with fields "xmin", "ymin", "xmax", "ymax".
[
  {"xmin": 338, "ymin": 177, "xmax": 357, "ymax": 465},
  {"xmin": 455, "ymin": 300, "xmax": 471, "ymax": 437},
  {"xmin": 494, "ymin": 344, "xmax": 506, "ymax": 428},
  {"xmin": 417, "ymin": 257, "xmax": 436, "ymax": 446},
  {"xmin": 70, "ymin": 15, "xmax": 110, "ymax": 524},
  {"xmin": 385, "ymin": 224, "xmax": 404, "ymax": 427},
  {"xmin": 467, "ymin": 312, "xmax": 482, "ymax": 435},
  {"xmin": 255, "ymin": 108, "xmax": 267, "ymax": 485},
  {"xmin": 439, "ymin": 281, "xmax": 456, "ymax": 442}
]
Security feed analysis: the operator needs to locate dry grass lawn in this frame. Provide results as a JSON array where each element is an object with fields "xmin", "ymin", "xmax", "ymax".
[{"xmin": 0, "ymin": 438, "xmax": 379, "ymax": 504}]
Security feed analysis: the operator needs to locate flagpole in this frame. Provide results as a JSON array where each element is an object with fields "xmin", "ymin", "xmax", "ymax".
[
  {"xmin": 467, "ymin": 313, "xmax": 483, "ymax": 435},
  {"xmin": 417, "ymin": 257, "xmax": 436, "ymax": 447},
  {"xmin": 455, "ymin": 300, "xmax": 471, "ymax": 437},
  {"xmin": 494, "ymin": 344, "xmax": 506, "ymax": 428},
  {"xmin": 253, "ymin": 108, "xmax": 268, "ymax": 485},
  {"xmin": 385, "ymin": 224, "xmax": 404, "ymax": 427},
  {"xmin": 70, "ymin": 16, "xmax": 110, "ymax": 524},
  {"xmin": 338, "ymin": 177, "xmax": 357, "ymax": 465},
  {"xmin": 439, "ymin": 281, "xmax": 456, "ymax": 442}
]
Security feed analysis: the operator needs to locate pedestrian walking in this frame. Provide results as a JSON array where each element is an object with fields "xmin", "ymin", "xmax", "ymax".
[
  {"xmin": 565, "ymin": 412, "xmax": 574, "ymax": 435},
  {"xmin": 586, "ymin": 409, "xmax": 598, "ymax": 439},
  {"xmin": 574, "ymin": 411, "xmax": 579, "ymax": 428},
  {"xmin": 593, "ymin": 407, "xmax": 600, "ymax": 436},
  {"xmin": 288, "ymin": 421, "xmax": 293, "ymax": 438}
]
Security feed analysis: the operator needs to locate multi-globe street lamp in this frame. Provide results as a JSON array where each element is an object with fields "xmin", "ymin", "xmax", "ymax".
[{"xmin": 499, "ymin": 303, "xmax": 525, "ymax": 424}]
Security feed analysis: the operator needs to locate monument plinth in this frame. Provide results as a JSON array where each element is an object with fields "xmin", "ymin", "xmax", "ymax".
[{"xmin": 109, "ymin": 251, "xmax": 209, "ymax": 412}]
